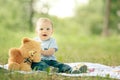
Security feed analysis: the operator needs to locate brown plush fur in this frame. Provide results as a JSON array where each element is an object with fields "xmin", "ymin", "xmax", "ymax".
[{"xmin": 8, "ymin": 37, "xmax": 41, "ymax": 71}]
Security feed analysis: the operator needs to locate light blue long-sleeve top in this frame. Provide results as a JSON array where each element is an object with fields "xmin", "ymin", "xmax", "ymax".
[{"xmin": 34, "ymin": 37, "xmax": 58, "ymax": 60}]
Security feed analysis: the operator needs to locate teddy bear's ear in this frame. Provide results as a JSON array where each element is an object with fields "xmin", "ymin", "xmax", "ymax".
[{"xmin": 22, "ymin": 37, "xmax": 31, "ymax": 44}]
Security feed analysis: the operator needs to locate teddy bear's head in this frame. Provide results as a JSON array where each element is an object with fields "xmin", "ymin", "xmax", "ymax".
[{"xmin": 19, "ymin": 37, "xmax": 41, "ymax": 63}]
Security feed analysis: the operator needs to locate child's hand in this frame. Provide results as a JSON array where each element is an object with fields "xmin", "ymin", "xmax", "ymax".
[
  {"xmin": 41, "ymin": 48, "xmax": 55, "ymax": 56},
  {"xmin": 41, "ymin": 50, "xmax": 44, "ymax": 54}
]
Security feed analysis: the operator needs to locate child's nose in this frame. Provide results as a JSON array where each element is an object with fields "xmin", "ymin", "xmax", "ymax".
[
  {"xmin": 43, "ymin": 30, "xmax": 47, "ymax": 32},
  {"xmin": 44, "ymin": 29, "xmax": 48, "ymax": 32}
]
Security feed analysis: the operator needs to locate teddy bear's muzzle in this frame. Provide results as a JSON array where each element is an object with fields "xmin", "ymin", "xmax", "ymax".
[
  {"xmin": 24, "ymin": 57, "xmax": 32, "ymax": 65},
  {"xmin": 24, "ymin": 50, "xmax": 37, "ymax": 65}
]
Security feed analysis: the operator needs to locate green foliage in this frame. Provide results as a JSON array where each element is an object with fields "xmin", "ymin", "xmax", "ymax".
[
  {"xmin": 109, "ymin": 0, "xmax": 120, "ymax": 33},
  {"xmin": 74, "ymin": 0, "xmax": 120, "ymax": 35},
  {"xmin": 0, "ymin": 0, "xmax": 119, "ymax": 35},
  {"xmin": 0, "ymin": 0, "xmax": 32, "ymax": 32},
  {"xmin": 74, "ymin": 0, "xmax": 104, "ymax": 35}
]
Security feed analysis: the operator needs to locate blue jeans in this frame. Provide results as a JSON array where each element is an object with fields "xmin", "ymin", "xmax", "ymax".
[{"xmin": 31, "ymin": 60, "xmax": 72, "ymax": 73}]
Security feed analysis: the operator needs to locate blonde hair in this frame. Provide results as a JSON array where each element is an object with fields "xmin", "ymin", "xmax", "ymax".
[{"xmin": 36, "ymin": 18, "xmax": 53, "ymax": 29}]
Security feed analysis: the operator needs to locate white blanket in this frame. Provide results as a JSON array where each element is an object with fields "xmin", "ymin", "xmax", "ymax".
[{"xmin": 0, "ymin": 62, "xmax": 120, "ymax": 79}]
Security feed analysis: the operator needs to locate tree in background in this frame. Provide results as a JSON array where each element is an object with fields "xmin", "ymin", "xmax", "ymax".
[
  {"xmin": 1, "ymin": 0, "xmax": 120, "ymax": 36},
  {"xmin": 74, "ymin": 0, "xmax": 104, "ymax": 35},
  {"xmin": 102, "ymin": 0, "xmax": 120, "ymax": 36},
  {"xmin": 0, "ymin": 0, "xmax": 30, "ymax": 32},
  {"xmin": 74, "ymin": 0, "xmax": 120, "ymax": 36},
  {"xmin": 110, "ymin": 0, "xmax": 120, "ymax": 34},
  {"xmin": 102, "ymin": 0, "xmax": 111, "ymax": 37}
]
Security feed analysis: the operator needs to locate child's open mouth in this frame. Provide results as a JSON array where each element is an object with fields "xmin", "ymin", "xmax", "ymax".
[{"xmin": 42, "ymin": 34, "xmax": 47, "ymax": 36}]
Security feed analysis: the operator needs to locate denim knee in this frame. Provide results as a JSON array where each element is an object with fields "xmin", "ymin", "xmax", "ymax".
[{"xmin": 31, "ymin": 62, "xmax": 49, "ymax": 71}]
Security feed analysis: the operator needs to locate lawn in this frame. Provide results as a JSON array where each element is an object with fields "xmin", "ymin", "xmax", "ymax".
[{"xmin": 0, "ymin": 27, "xmax": 120, "ymax": 80}]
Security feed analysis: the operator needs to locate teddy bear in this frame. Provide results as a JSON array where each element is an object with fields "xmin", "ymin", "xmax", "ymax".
[{"xmin": 8, "ymin": 37, "xmax": 41, "ymax": 71}]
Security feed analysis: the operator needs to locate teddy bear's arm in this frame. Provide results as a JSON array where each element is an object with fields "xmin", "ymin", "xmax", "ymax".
[{"xmin": 41, "ymin": 48, "xmax": 55, "ymax": 56}]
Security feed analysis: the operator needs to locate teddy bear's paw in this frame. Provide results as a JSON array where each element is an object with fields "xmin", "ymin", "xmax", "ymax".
[
  {"xmin": 8, "ymin": 63, "xmax": 20, "ymax": 71},
  {"xmin": 20, "ymin": 63, "xmax": 32, "ymax": 71},
  {"xmin": 33, "ymin": 58, "xmax": 41, "ymax": 62}
]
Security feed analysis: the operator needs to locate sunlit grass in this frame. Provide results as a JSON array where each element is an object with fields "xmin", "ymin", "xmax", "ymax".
[
  {"xmin": 0, "ymin": 27, "xmax": 120, "ymax": 80},
  {"xmin": 55, "ymin": 34, "xmax": 120, "ymax": 66},
  {"xmin": 0, "ymin": 69, "xmax": 116, "ymax": 80}
]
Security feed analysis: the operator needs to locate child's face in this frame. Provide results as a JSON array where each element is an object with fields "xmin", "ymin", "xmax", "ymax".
[{"xmin": 36, "ymin": 22, "xmax": 53, "ymax": 41}]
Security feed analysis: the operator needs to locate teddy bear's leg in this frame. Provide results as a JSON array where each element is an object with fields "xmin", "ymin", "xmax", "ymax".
[
  {"xmin": 8, "ymin": 62, "xmax": 20, "ymax": 70},
  {"xmin": 20, "ymin": 63, "xmax": 32, "ymax": 71}
]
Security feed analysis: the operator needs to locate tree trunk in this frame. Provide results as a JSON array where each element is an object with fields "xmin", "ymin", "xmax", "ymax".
[
  {"xmin": 29, "ymin": 0, "xmax": 34, "ymax": 32},
  {"xmin": 102, "ymin": 0, "xmax": 111, "ymax": 37}
]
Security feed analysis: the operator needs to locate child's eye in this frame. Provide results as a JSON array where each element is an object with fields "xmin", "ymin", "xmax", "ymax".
[
  {"xmin": 40, "ymin": 28, "xmax": 43, "ymax": 30},
  {"xmin": 47, "ymin": 28, "xmax": 50, "ymax": 30}
]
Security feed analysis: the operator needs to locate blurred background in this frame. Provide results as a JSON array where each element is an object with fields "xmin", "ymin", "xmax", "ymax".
[{"xmin": 0, "ymin": 0, "xmax": 120, "ymax": 65}]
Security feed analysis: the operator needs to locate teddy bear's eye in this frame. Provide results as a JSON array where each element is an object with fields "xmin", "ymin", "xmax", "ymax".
[{"xmin": 31, "ymin": 53, "xmax": 34, "ymax": 56}]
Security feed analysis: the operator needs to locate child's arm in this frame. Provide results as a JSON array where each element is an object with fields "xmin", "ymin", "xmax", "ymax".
[{"xmin": 41, "ymin": 48, "xmax": 55, "ymax": 56}]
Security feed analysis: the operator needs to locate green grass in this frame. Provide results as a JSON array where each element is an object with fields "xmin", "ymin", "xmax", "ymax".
[
  {"xmin": 55, "ymin": 34, "xmax": 120, "ymax": 66},
  {"xmin": 0, "ymin": 69, "xmax": 116, "ymax": 80},
  {"xmin": 0, "ymin": 27, "xmax": 120, "ymax": 80}
]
